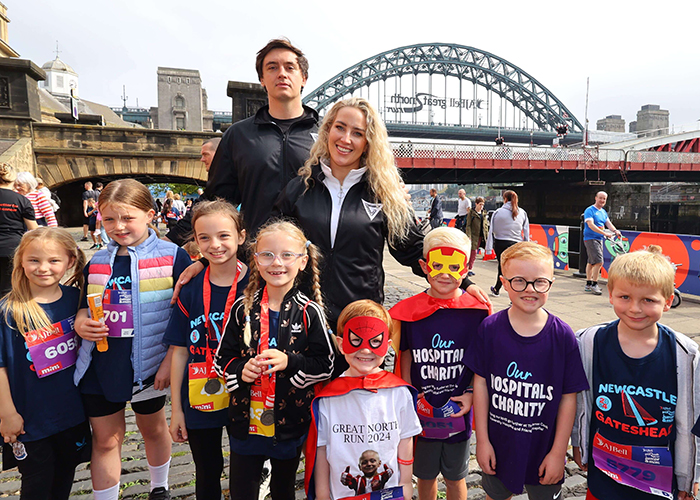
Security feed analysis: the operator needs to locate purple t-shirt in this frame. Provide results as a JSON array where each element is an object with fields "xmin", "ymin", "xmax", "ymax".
[
  {"xmin": 465, "ymin": 309, "xmax": 589, "ymax": 493},
  {"xmin": 400, "ymin": 307, "xmax": 488, "ymax": 442}
]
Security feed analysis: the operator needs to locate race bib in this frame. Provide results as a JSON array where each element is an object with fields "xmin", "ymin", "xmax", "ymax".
[
  {"xmin": 416, "ymin": 398, "xmax": 466, "ymax": 439},
  {"xmin": 25, "ymin": 316, "xmax": 78, "ymax": 378},
  {"xmin": 592, "ymin": 431, "xmax": 673, "ymax": 499},
  {"xmin": 249, "ymin": 377, "xmax": 275, "ymax": 437},
  {"xmin": 103, "ymin": 289, "xmax": 134, "ymax": 338},
  {"xmin": 187, "ymin": 362, "xmax": 229, "ymax": 412},
  {"xmin": 341, "ymin": 486, "xmax": 404, "ymax": 500}
]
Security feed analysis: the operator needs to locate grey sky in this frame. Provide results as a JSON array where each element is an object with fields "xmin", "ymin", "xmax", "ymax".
[{"xmin": 9, "ymin": 0, "xmax": 700, "ymax": 131}]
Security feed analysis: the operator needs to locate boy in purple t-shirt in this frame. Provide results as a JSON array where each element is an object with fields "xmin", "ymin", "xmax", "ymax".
[
  {"xmin": 391, "ymin": 227, "xmax": 491, "ymax": 500},
  {"xmin": 465, "ymin": 242, "xmax": 588, "ymax": 500}
]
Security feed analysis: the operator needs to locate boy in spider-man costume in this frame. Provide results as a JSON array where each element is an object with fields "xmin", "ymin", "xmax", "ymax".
[
  {"xmin": 389, "ymin": 227, "xmax": 491, "ymax": 500},
  {"xmin": 304, "ymin": 300, "xmax": 422, "ymax": 500}
]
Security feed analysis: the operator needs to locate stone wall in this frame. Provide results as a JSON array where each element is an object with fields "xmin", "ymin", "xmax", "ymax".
[{"xmin": 0, "ymin": 137, "xmax": 34, "ymax": 171}]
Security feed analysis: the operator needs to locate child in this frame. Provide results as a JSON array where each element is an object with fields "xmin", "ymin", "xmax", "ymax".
[
  {"xmin": 164, "ymin": 200, "xmax": 249, "ymax": 500},
  {"xmin": 74, "ymin": 179, "xmax": 192, "ymax": 500},
  {"xmin": 305, "ymin": 300, "xmax": 422, "ymax": 500},
  {"xmin": 571, "ymin": 246, "xmax": 699, "ymax": 500},
  {"xmin": 214, "ymin": 220, "xmax": 334, "ymax": 500},
  {"xmin": 465, "ymin": 242, "xmax": 588, "ymax": 500},
  {"xmin": 182, "ymin": 240, "xmax": 203, "ymax": 261},
  {"xmin": 390, "ymin": 227, "xmax": 491, "ymax": 500},
  {"xmin": 0, "ymin": 227, "xmax": 91, "ymax": 499}
]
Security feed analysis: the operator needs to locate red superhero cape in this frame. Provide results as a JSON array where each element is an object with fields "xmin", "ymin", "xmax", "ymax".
[
  {"xmin": 388, "ymin": 292, "xmax": 492, "ymax": 378},
  {"xmin": 304, "ymin": 371, "xmax": 417, "ymax": 500}
]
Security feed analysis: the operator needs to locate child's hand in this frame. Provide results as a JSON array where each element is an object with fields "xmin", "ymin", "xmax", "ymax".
[
  {"xmin": 258, "ymin": 349, "xmax": 288, "ymax": 375},
  {"xmin": 571, "ymin": 446, "xmax": 587, "ymax": 471},
  {"xmin": 75, "ymin": 317, "xmax": 109, "ymax": 342},
  {"xmin": 476, "ymin": 439, "xmax": 497, "ymax": 475},
  {"xmin": 154, "ymin": 355, "xmax": 171, "ymax": 390},
  {"xmin": 538, "ymin": 450, "xmax": 565, "ymax": 485},
  {"xmin": 450, "ymin": 391, "xmax": 473, "ymax": 417},
  {"xmin": 0, "ymin": 411, "xmax": 24, "ymax": 443},
  {"xmin": 466, "ymin": 284, "xmax": 491, "ymax": 306},
  {"xmin": 169, "ymin": 409, "xmax": 188, "ymax": 443},
  {"xmin": 241, "ymin": 358, "xmax": 262, "ymax": 383}
]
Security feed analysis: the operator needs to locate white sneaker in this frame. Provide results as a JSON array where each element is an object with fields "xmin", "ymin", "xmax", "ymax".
[{"xmin": 591, "ymin": 284, "xmax": 603, "ymax": 295}]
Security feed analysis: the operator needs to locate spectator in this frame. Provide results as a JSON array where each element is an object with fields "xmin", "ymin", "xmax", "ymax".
[
  {"xmin": 200, "ymin": 138, "xmax": 221, "ymax": 173},
  {"xmin": 466, "ymin": 196, "xmax": 489, "ymax": 277},
  {"xmin": 429, "ymin": 188, "xmax": 443, "ymax": 229},
  {"xmin": 81, "ymin": 181, "xmax": 98, "ymax": 241},
  {"xmin": 582, "ymin": 191, "xmax": 621, "ymax": 295},
  {"xmin": 15, "ymin": 172, "xmax": 57, "ymax": 227},
  {"xmin": 173, "ymin": 193, "xmax": 186, "ymax": 216},
  {"xmin": 455, "ymin": 188, "xmax": 471, "ymax": 232}
]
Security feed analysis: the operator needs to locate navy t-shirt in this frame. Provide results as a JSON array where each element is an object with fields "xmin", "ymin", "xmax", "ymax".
[
  {"xmin": 587, "ymin": 321, "xmax": 678, "ymax": 500},
  {"xmin": 163, "ymin": 268, "xmax": 249, "ymax": 429},
  {"xmin": 465, "ymin": 309, "xmax": 589, "ymax": 494},
  {"xmin": 79, "ymin": 248, "xmax": 191, "ymax": 402},
  {"xmin": 0, "ymin": 285, "xmax": 86, "ymax": 441},
  {"xmin": 399, "ymin": 303, "xmax": 488, "ymax": 442}
]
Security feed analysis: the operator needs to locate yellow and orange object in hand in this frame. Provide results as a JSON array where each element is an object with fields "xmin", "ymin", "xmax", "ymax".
[{"xmin": 87, "ymin": 293, "xmax": 108, "ymax": 352}]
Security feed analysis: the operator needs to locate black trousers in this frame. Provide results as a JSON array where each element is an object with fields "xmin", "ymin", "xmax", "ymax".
[
  {"xmin": 188, "ymin": 427, "xmax": 227, "ymax": 500},
  {"xmin": 493, "ymin": 239, "xmax": 519, "ymax": 292},
  {"xmin": 228, "ymin": 443, "xmax": 303, "ymax": 500}
]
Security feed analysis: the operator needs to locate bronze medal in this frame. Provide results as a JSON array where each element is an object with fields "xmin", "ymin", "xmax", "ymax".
[
  {"xmin": 260, "ymin": 409, "xmax": 275, "ymax": 426},
  {"xmin": 204, "ymin": 378, "xmax": 222, "ymax": 395}
]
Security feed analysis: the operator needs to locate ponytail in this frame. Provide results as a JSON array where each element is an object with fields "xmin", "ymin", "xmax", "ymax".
[{"xmin": 503, "ymin": 190, "xmax": 519, "ymax": 219}]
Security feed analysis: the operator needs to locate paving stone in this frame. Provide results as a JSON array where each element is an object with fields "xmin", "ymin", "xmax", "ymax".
[{"xmin": 563, "ymin": 474, "xmax": 588, "ymax": 496}]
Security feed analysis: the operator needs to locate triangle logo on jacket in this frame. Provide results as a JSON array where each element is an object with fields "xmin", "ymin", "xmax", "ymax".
[{"xmin": 361, "ymin": 199, "xmax": 383, "ymax": 221}]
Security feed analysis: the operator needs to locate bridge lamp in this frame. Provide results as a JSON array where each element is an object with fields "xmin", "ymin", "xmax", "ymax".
[{"xmin": 556, "ymin": 124, "xmax": 569, "ymax": 137}]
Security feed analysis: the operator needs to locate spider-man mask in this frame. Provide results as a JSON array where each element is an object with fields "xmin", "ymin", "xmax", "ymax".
[
  {"xmin": 426, "ymin": 246, "xmax": 468, "ymax": 281},
  {"xmin": 342, "ymin": 316, "xmax": 389, "ymax": 357}
]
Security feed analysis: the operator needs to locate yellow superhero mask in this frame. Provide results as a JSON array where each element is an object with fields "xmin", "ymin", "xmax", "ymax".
[{"xmin": 426, "ymin": 246, "xmax": 468, "ymax": 281}]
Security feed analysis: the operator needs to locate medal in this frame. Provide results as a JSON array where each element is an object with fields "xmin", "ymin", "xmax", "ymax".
[
  {"xmin": 204, "ymin": 378, "xmax": 222, "ymax": 395},
  {"xmin": 261, "ymin": 409, "xmax": 275, "ymax": 426}
]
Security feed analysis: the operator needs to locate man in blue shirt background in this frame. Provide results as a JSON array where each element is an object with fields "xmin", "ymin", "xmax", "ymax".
[{"xmin": 582, "ymin": 191, "xmax": 621, "ymax": 295}]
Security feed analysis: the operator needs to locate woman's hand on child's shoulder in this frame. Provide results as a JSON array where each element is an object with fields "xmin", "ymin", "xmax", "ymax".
[
  {"xmin": 258, "ymin": 349, "xmax": 288, "ymax": 375},
  {"xmin": 75, "ymin": 309, "xmax": 108, "ymax": 342},
  {"xmin": 0, "ymin": 411, "xmax": 24, "ymax": 443}
]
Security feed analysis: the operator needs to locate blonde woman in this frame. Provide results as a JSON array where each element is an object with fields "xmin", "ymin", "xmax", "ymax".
[{"xmin": 273, "ymin": 98, "xmax": 487, "ymax": 341}]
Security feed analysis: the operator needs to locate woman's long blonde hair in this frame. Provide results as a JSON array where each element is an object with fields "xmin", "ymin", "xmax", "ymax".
[
  {"xmin": 241, "ymin": 220, "xmax": 324, "ymax": 346},
  {"xmin": 298, "ymin": 98, "xmax": 412, "ymax": 245},
  {"xmin": 2, "ymin": 227, "xmax": 85, "ymax": 335}
]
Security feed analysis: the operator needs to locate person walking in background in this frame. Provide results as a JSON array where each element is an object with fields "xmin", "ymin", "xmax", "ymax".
[
  {"xmin": 81, "ymin": 181, "xmax": 98, "ymax": 241},
  {"xmin": 466, "ymin": 196, "xmax": 489, "ymax": 277},
  {"xmin": 15, "ymin": 172, "xmax": 57, "ymax": 227},
  {"xmin": 455, "ymin": 188, "xmax": 471, "ymax": 232},
  {"xmin": 485, "ymin": 190, "xmax": 529, "ymax": 296},
  {"xmin": 429, "ymin": 188, "xmax": 443, "ymax": 229},
  {"xmin": 582, "ymin": 191, "xmax": 621, "ymax": 295},
  {"xmin": 0, "ymin": 163, "xmax": 37, "ymax": 296}
]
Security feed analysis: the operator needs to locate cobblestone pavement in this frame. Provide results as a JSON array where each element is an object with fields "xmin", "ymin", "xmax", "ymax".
[{"xmin": 2, "ymin": 233, "xmax": 697, "ymax": 498}]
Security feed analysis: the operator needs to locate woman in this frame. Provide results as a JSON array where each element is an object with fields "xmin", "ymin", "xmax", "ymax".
[
  {"xmin": 0, "ymin": 164, "xmax": 38, "ymax": 295},
  {"xmin": 15, "ymin": 171, "xmax": 57, "ymax": 227},
  {"xmin": 162, "ymin": 198, "xmax": 181, "ymax": 230},
  {"xmin": 465, "ymin": 196, "xmax": 489, "ymax": 276},
  {"xmin": 273, "ymin": 97, "xmax": 487, "ymax": 334},
  {"xmin": 485, "ymin": 189, "xmax": 529, "ymax": 296}
]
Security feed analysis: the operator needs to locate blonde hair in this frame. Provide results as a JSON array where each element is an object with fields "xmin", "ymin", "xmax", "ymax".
[
  {"xmin": 607, "ymin": 245, "xmax": 675, "ymax": 299},
  {"xmin": 500, "ymin": 242, "xmax": 554, "ymax": 275},
  {"xmin": 182, "ymin": 241, "xmax": 202, "ymax": 260},
  {"xmin": 423, "ymin": 227, "xmax": 471, "ymax": 258},
  {"xmin": 336, "ymin": 299, "xmax": 392, "ymax": 339},
  {"xmin": 2, "ymin": 227, "xmax": 85, "ymax": 335},
  {"xmin": 241, "ymin": 220, "xmax": 324, "ymax": 346},
  {"xmin": 0, "ymin": 163, "xmax": 17, "ymax": 184},
  {"xmin": 191, "ymin": 199, "xmax": 244, "ymax": 242},
  {"xmin": 299, "ymin": 98, "xmax": 412, "ymax": 245}
]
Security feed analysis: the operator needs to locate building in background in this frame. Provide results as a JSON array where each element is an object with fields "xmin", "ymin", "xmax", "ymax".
[
  {"xmin": 629, "ymin": 104, "xmax": 669, "ymax": 137},
  {"xmin": 0, "ymin": 1, "xmax": 19, "ymax": 57},
  {"xmin": 596, "ymin": 114, "xmax": 625, "ymax": 133}
]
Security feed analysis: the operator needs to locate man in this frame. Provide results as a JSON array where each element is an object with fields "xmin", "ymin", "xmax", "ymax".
[
  {"xmin": 583, "ymin": 191, "xmax": 621, "ymax": 295},
  {"xmin": 455, "ymin": 188, "xmax": 471, "ymax": 232},
  {"xmin": 200, "ymin": 138, "xmax": 220, "ymax": 173},
  {"xmin": 429, "ymin": 188, "xmax": 443, "ymax": 229},
  {"xmin": 81, "ymin": 181, "xmax": 98, "ymax": 241},
  {"xmin": 204, "ymin": 37, "xmax": 318, "ymax": 239}
]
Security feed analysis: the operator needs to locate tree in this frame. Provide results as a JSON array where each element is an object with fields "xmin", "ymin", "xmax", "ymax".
[{"xmin": 148, "ymin": 183, "xmax": 202, "ymax": 198}]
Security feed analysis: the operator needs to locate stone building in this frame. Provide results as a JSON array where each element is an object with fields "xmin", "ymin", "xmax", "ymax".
[
  {"xmin": 596, "ymin": 114, "xmax": 625, "ymax": 133},
  {"xmin": 631, "ymin": 104, "xmax": 669, "ymax": 137},
  {"xmin": 0, "ymin": 1, "xmax": 19, "ymax": 58},
  {"xmin": 155, "ymin": 67, "xmax": 212, "ymax": 132}
]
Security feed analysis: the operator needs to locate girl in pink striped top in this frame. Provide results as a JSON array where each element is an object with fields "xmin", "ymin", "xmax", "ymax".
[{"xmin": 15, "ymin": 172, "xmax": 57, "ymax": 227}]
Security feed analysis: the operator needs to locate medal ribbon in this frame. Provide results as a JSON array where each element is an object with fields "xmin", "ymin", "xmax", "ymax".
[
  {"xmin": 258, "ymin": 286, "xmax": 276, "ymax": 412},
  {"xmin": 202, "ymin": 261, "xmax": 242, "ymax": 376}
]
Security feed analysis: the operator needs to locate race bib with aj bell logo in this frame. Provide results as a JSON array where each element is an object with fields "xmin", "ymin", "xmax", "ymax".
[{"xmin": 25, "ymin": 316, "xmax": 78, "ymax": 378}]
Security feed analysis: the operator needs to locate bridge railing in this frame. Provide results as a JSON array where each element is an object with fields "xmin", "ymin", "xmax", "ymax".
[{"xmin": 626, "ymin": 150, "xmax": 700, "ymax": 165}]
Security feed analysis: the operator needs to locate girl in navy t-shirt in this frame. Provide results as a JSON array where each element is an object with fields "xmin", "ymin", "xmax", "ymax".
[
  {"xmin": 164, "ymin": 200, "xmax": 249, "ymax": 500},
  {"xmin": 0, "ymin": 227, "xmax": 90, "ymax": 499}
]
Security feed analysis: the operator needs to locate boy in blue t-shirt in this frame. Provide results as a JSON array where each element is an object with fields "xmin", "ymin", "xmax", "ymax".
[
  {"xmin": 572, "ymin": 245, "xmax": 700, "ymax": 500},
  {"xmin": 390, "ymin": 227, "xmax": 491, "ymax": 500}
]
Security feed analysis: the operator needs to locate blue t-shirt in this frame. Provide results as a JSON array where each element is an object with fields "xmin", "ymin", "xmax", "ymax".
[
  {"xmin": 163, "ymin": 268, "xmax": 249, "ymax": 429},
  {"xmin": 583, "ymin": 205, "xmax": 609, "ymax": 241},
  {"xmin": 79, "ymin": 248, "xmax": 191, "ymax": 402},
  {"xmin": 399, "ymin": 301, "xmax": 488, "ymax": 442},
  {"xmin": 587, "ymin": 321, "xmax": 678, "ymax": 500},
  {"xmin": 0, "ymin": 286, "xmax": 86, "ymax": 442},
  {"xmin": 464, "ymin": 309, "xmax": 589, "ymax": 494}
]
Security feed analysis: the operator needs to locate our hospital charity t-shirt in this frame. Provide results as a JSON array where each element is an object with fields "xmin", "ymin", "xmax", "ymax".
[
  {"xmin": 79, "ymin": 249, "xmax": 191, "ymax": 402},
  {"xmin": 317, "ymin": 379, "xmax": 422, "ymax": 500},
  {"xmin": 163, "ymin": 268, "xmax": 249, "ymax": 429},
  {"xmin": 0, "ymin": 285, "xmax": 85, "ymax": 442},
  {"xmin": 400, "ymin": 307, "xmax": 488, "ymax": 442},
  {"xmin": 587, "ymin": 321, "xmax": 678, "ymax": 500},
  {"xmin": 465, "ymin": 309, "xmax": 588, "ymax": 494}
]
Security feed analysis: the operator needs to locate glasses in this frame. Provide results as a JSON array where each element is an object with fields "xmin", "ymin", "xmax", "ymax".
[
  {"xmin": 254, "ymin": 251, "xmax": 305, "ymax": 266},
  {"xmin": 504, "ymin": 276, "xmax": 553, "ymax": 293}
]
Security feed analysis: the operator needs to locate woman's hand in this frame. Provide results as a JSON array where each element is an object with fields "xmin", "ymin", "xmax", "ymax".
[{"xmin": 171, "ymin": 261, "xmax": 205, "ymax": 304}]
